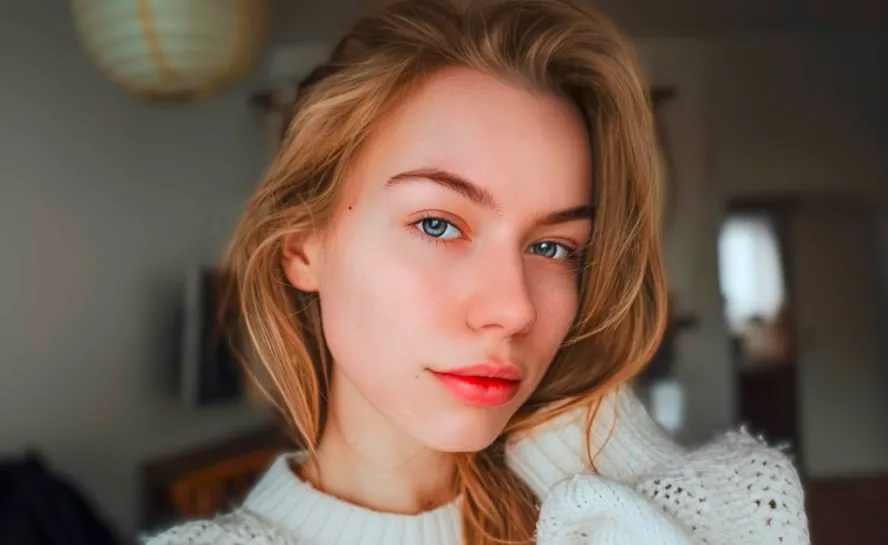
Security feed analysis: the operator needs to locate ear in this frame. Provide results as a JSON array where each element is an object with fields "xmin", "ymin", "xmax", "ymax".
[{"xmin": 281, "ymin": 231, "xmax": 324, "ymax": 292}]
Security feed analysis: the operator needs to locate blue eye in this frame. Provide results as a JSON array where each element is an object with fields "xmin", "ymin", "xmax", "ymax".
[
  {"xmin": 416, "ymin": 217, "xmax": 462, "ymax": 239},
  {"xmin": 528, "ymin": 240, "xmax": 574, "ymax": 261}
]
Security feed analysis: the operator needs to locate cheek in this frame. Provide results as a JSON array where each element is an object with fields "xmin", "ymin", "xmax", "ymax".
[
  {"xmin": 315, "ymin": 224, "xmax": 452, "ymax": 378},
  {"xmin": 528, "ymin": 270, "xmax": 579, "ymax": 361}
]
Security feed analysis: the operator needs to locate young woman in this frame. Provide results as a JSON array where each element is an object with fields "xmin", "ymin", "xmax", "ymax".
[{"xmin": 149, "ymin": 0, "xmax": 809, "ymax": 543}]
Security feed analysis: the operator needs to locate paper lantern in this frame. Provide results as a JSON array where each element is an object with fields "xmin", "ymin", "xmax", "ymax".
[{"xmin": 72, "ymin": 0, "xmax": 269, "ymax": 102}]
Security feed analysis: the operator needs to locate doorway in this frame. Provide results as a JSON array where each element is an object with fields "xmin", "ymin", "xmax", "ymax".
[
  {"xmin": 718, "ymin": 194, "xmax": 888, "ymax": 479},
  {"xmin": 718, "ymin": 198, "xmax": 800, "ymax": 462}
]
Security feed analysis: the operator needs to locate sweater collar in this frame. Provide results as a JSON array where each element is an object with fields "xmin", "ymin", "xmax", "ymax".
[{"xmin": 242, "ymin": 453, "xmax": 463, "ymax": 545}]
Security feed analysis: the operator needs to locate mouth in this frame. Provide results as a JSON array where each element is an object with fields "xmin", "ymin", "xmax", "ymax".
[{"xmin": 430, "ymin": 362, "xmax": 523, "ymax": 407}]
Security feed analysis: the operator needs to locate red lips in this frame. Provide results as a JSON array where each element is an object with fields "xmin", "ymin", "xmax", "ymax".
[{"xmin": 431, "ymin": 362, "xmax": 523, "ymax": 406}]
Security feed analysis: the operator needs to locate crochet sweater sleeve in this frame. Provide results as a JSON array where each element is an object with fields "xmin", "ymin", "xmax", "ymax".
[
  {"xmin": 510, "ymin": 387, "xmax": 811, "ymax": 545},
  {"xmin": 536, "ymin": 430, "xmax": 810, "ymax": 544},
  {"xmin": 537, "ymin": 474, "xmax": 694, "ymax": 544}
]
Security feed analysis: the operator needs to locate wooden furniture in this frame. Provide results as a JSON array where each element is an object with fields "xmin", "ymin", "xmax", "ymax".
[
  {"xmin": 140, "ymin": 425, "xmax": 294, "ymax": 530},
  {"xmin": 806, "ymin": 474, "xmax": 888, "ymax": 544}
]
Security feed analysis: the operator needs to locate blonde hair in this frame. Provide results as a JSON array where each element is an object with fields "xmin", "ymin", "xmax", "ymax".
[{"xmin": 222, "ymin": 0, "xmax": 667, "ymax": 542}]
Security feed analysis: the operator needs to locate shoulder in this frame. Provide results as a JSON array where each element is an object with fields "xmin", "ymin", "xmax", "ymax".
[
  {"xmin": 634, "ymin": 429, "xmax": 810, "ymax": 544},
  {"xmin": 540, "ymin": 430, "xmax": 810, "ymax": 544},
  {"xmin": 143, "ymin": 510, "xmax": 293, "ymax": 545},
  {"xmin": 511, "ymin": 386, "xmax": 810, "ymax": 542}
]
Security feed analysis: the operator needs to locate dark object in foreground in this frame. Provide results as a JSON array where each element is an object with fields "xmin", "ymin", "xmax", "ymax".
[{"xmin": 0, "ymin": 450, "xmax": 121, "ymax": 545}]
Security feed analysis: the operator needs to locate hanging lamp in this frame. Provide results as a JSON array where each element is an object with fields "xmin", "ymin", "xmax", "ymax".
[{"xmin": 72, "ymin": 0, "xmax": 270, "ymax": 102}]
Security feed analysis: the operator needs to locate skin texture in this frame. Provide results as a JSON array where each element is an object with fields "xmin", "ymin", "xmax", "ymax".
[{"xmin": 282, "ymin": 67, "xmax": 592, "ymax": 513}]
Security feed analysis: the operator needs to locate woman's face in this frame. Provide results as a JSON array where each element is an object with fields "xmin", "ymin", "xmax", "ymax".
[{"xmin": 285, "ymin": 67, "xmax": 592, "ymax": 452}]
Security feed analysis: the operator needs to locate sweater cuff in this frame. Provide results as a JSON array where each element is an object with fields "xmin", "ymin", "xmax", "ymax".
[{"xmin": 536, "ymin": 474, "xmax": 693, "ymax": 545}]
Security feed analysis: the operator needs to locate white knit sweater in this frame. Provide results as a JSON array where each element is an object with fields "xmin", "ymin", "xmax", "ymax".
[{"xmin": 146, "ymin": 388, "xmax": 810, "ymax": 544}]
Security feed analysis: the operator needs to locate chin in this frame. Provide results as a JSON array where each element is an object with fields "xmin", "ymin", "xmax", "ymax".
[{"xmin": 412, "ymin": 411, "xmax": 511, "ymax": 453}]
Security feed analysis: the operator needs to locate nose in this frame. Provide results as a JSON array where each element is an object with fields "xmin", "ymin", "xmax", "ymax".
[{"xmin": 465, "ymin": 252, "xmax": 537, "ymax": 336}]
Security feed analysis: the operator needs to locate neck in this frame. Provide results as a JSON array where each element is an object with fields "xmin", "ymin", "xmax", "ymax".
[{"xmin": 300, "ymin": 373, "xmax": 456, "ymax": 515}]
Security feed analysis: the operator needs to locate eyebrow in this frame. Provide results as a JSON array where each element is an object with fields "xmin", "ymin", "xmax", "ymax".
[{"xmin": 385, "ymin": 167, "xmax": 595, "ymax": 226}]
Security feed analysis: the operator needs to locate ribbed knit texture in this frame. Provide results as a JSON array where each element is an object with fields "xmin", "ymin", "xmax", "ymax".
[
  {"xmin": 240, "ymin": 453, "xmax": 462, "ymax": 543},
  {"xmin": 145, "ymin": 387, "xmax": 810, "ymax": 545},
  {"xmin": 505, "ymin": 384, "xmax": 686, "ymax": 496}
]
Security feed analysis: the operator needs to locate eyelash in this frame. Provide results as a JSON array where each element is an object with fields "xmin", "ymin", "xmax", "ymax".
[{"xmin": 410, "ymin": 214, "xmax": 581, "ymax": 264}]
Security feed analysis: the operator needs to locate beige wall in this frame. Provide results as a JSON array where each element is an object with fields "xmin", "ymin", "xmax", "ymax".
[
  {"xmin": 636, "ymin": 38, "xmax": 736, "ymax": 443},
  {"xmin": 638, "ymin": 34, "xmax": 888, "ymax": 452},
  {"xmin": 0, "ymin": 1, "xmax": 271, "ymax": 534}
]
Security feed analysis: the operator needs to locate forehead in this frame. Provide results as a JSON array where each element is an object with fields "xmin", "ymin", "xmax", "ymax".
[{"xmin": 348, "ymin": 67, "xmax": 592, "ymax": 209}]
